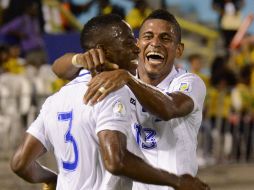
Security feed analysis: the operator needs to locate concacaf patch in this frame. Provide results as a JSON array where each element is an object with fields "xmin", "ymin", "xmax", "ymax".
[
  {"xmin": 113, "ymin": 101, "xmax": 126, "ymax": 117},
  {"xmin": 178, "ymin": 82, "xmax": 191, "ymax": 92}
]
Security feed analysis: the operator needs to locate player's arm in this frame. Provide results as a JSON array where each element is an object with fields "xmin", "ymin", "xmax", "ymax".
[
  {"xmin": 52, "ymin": 49, "xmax": 118, "ymax": 80},
  {"xmin": 126, "ymin": 75, "xmax": 194, "ymax": 120},
  {"xmin": 98, "ymin": 130, "xmax": 209, "ymax": 190},
  {"xmin": 10, "ymin": 133, "xmax": 57, "ymax": 185},
  {"xmin": 84, "ymin": 70, "xmax": 194, "ymax": 121},
  {"xmin": 52, "ymin": 53, "xmax": 81, "ymax": 80}
]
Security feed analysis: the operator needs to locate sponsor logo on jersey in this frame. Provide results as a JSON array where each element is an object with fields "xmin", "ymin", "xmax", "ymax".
[
  {"xmin": 113, "ymin": 101, "xmax": 126, "ymax": 116},
  {"xmin": 179, "ymin": 82, "xmax": 191, "ymax": 92},
  {"xmin": 130, "ymin": 98, "xmax": 136, "ymax": 106}
]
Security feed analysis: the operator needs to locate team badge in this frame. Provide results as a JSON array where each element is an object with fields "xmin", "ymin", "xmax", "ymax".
[
  {"xmin": 113, "ymin": 101, "xmax": 126, "ymax": 116},
  {"xmin": 179, "ymin": 82, "xmax": 191, "ymax": 92}
]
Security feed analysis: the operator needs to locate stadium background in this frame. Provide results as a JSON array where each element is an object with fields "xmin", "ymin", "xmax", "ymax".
[{"xmin": 1, "ymin": 0, "xmax": 254, "ymax": 189}]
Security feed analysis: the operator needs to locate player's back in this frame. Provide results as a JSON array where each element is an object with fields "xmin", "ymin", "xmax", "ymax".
[
  {"xmin": 37, "ymin": 70, "xmax": 134, "ymax": 190},
  {"xmin": 41, "ymin": 71, "xmax": 104, "ymax": 189}
]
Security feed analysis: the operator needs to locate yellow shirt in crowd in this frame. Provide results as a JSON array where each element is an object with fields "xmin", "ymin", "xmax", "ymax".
[
  {"xmin": 206, "ymin": 87, "xmax": 231, "ymax": 118},
  {"xmin": 126, "ymin": 8, "xmax": 151, "ymax": 30}
]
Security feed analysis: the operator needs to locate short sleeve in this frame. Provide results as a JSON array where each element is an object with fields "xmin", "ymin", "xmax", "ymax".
[
  {"xmin": 94, "ymin": 87, "xmax": 132, "ymax": 137},
  {"xmin": 168, "ymin": 73, "xmax": 206, "ymax": 112},
  {"xmin": 26, "ymin": 98, "xmax": 53, "ymax": 151}
]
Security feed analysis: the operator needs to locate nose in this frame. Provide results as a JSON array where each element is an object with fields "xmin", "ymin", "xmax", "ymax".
[{"xmin": 150, "ymin": 36, "xmax": 161, "ymax": 47}]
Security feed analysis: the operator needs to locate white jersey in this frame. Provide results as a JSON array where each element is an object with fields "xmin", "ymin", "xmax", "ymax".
[
  {"xmin": 132, "ymin": 66, "xmax": 206, "ymax": 190},
  {"xmin": 27, "ymin": 70, "xmax": 137, "ymax": 190}
]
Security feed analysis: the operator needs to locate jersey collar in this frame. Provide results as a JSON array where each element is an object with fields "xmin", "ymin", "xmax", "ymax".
[{"xmin": 156, "ymin": 65, "xmax": 178, "ymax": 90}]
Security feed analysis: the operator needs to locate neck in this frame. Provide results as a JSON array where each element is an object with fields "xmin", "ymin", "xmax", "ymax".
[{"xmin": 138, "ymin": 67, "xmax": 169, "ymax": 86}]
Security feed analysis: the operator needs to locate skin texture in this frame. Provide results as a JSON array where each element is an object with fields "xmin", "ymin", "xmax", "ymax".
[
  {"xmin": 137, "ymin": 19, "xmax": 184, "ymax": 86},
  {"xmin": 51, "ymin": 18, "xmax": 209, "ymax": 189},
  {"xmin": 98, "ymin": 130, "xmax": 209, "ymax": 190},
  {"xmin": 99, "ymin": 22, "xmax": 140, "ymax": 75}
]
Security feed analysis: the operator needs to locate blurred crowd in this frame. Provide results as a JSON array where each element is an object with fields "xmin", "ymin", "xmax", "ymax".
[{"xmin": 0, "ymin": 0, "xmax": 254, "ymax": 167}]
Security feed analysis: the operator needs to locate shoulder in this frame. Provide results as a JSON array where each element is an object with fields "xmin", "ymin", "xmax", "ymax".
[
  {"xmin": 105, "ymin": 86, "xmax": 130, "ymax": 100},
  {"xmin": 170, "ymin": 72, "xmax": 207, "ymax": 111},
  {"xmin": 171, "ymin": 72, "xmax": 206, "ymax": 93},
  {"xmin": 175, "ymin": 72, "xmax": 204, "ymax": 82},
  {"xmin": 40, "ymin": 94, "xmax": 55, "ymax": 113},
  {"xmin": 95, "ymin": 86, "xmax": 131, "ymax": 112}
]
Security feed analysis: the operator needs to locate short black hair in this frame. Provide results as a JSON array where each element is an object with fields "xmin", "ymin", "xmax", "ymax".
[
  {"xmin": 140, "ymin": 9, "xmax": 182, "ymax": 43},
  {"xmin": 80, "ymin": 14, "xmax": 123, "ymax": 50}
]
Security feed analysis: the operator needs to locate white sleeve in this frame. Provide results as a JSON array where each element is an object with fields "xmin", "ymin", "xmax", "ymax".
[
  {"xmin": 26, "ymin": 98, "xmax": 52, "ymax": 151},
  {"xmin": 94, "ymin": 87, "xmax": 132, "ymax": 137},
  {"xmin": 168, "ymin": 73, "xmax": 206, "ymax": 112}
]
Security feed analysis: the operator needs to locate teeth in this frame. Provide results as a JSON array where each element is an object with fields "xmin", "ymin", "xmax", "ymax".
[{"xmin": 146, "ymin": 52, "xmax": 164, "ymax": 59}]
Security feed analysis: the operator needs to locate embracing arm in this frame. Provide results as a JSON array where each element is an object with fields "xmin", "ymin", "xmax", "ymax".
[
  {"xmin": 126, "ymin": 74, "xmax": 194, "ymax": 120},
  {"xmin": 10, "ymin": 133, "xmax": 57, "ymax": 185},
  {"xmin": 52, "ymin": 49, "xmax": 118, "ymax": 80},
  {"xmin": 98, "ymin": 130, "xmax": 209, "ymax": 190},
  {"xmin": 84, "ymin": 70, "xmax": 194, "ymax": 121},
  {"xmin": 52, "ymin": 53, "xmax": 81, "ymax": 80}
]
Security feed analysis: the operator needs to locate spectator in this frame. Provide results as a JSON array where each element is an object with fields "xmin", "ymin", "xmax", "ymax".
[
  {"xmin": 231, "ymin": 64, "xmax": 254, "ymax": 162},
  {"xmin": 188, "ymin": 53, "xmax": 209, "ymax": 86},
  {"xmin": 207, "ymin": 56, "xmax": 237, "ymax": 163},
  {"xmin": 0, "ymin": 44, "xmax": 32, "ymax": 149},
  {"xmin": 98, "ymin": 0, "xmax": 125, "ymax": 19},
  {"xmin": 1, "ymin": 0, "xmax": 44, "ymax": 32},
  {"xmin": 2, "ymin": 44, "xmax": 25, "ymax": 74},
  {"xmin": 212, "ymin": 0, "xmax": 245, "ymax": 50},
  {"xmin": 0, "ymin": 0, "xmax": 47, "ymax": 66},
  {"xmin": 126, "ymin": 0, "xmax": 151, "ymax": 33}
]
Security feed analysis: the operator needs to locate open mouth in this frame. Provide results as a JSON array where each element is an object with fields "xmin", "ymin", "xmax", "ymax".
[{"xmin": 146, "ymin": 52, "xmax": 164, "ymax": 64}]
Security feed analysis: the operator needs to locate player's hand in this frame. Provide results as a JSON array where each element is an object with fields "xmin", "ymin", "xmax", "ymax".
[
  {"xmin": 84, "ymin": 69, "xmax": 130, "ymax": 105},
  {"xmin": 76, "ymin": 48, "xmax": 119, "ymax": 75},
  {"xmin": 176, "ymin": 174, "xmax": 210, "ymax": 190},
  {"xmin": 42, "ymin": 182, "xmax": 56, "ymax": 190}
]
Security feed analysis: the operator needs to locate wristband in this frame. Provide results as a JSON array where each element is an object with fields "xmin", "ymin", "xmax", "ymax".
[{"xmin": 71, "ymin": 54, "xmax": 83, "ymax": 68}]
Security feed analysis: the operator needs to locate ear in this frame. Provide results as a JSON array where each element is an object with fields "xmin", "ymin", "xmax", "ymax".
[
  {"xmin": 176, "ymin": 43, "xmax": 184, "ymax": 58},
  {"xmin": 136, "ymin": 38, "xmax": 140, "ymax": 48}
]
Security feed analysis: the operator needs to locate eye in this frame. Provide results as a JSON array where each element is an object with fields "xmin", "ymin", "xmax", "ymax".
[
  {"xmin": 142, "ymin": 34, "xmax": 153, "ymax": 40},
  {"xmin": 161, "ymin": 35, "xmax": 173, "ymax": 42}
]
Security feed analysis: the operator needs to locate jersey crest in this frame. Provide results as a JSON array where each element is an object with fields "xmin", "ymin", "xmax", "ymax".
[
  {"xmin": 179, "ymin": 82, "xmax": 191, "ymax": 92},
  {"xmin": 113, "ymin": 100, "xmax": 126, "ymax": 116}
]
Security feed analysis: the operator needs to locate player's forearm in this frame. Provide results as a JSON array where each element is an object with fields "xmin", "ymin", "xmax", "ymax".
[
  {"xmin": 127, "ymin": 76, "xmax": 175, "ymax": 120},
  {"xmin": 52, "ymin": 53, "xmax": 81, "ymax": 80},
  {"xmin": 99, "ymin": 131, "xmax": 180, "ymax": 188},
  {"xmin": 13, "ymin": 161, "xmax": 57, "ymax": 184},
  {"xmin": 120, "ymin": 150, "xmax": 180, "ymax": 189}
]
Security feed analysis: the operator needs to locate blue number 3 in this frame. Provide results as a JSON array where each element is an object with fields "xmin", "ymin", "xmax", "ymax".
[{"xmin": 58, "ymin": 111, "xmax": 79, "ymax": 171}]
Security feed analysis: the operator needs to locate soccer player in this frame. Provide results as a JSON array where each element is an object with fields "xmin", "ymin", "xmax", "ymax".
[
  {"xmin": 10, "ymin": 14, "xmax": 209, "ymax": 190},
  {"xmin": 52, "ymin": 10, "xmax": 207, "ymax": 190}
]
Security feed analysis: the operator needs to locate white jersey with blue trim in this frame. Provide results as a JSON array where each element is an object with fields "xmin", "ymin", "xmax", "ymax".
[
  {"xmin": 27, "ymin": 70, "xmax": 138, "ymax": 190},
  {"xmin": 131, "ymin": 66, "xmax": 206, "ymax": 190}
]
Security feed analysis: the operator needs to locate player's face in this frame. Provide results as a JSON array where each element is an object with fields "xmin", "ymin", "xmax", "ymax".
[
  {"xmin": 137, "ymin": 19, "xmax": 183, "ymax": 80},
  {"xmin": 105, "ymin": 21, "xmax": 140, "ymax": 75}
]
